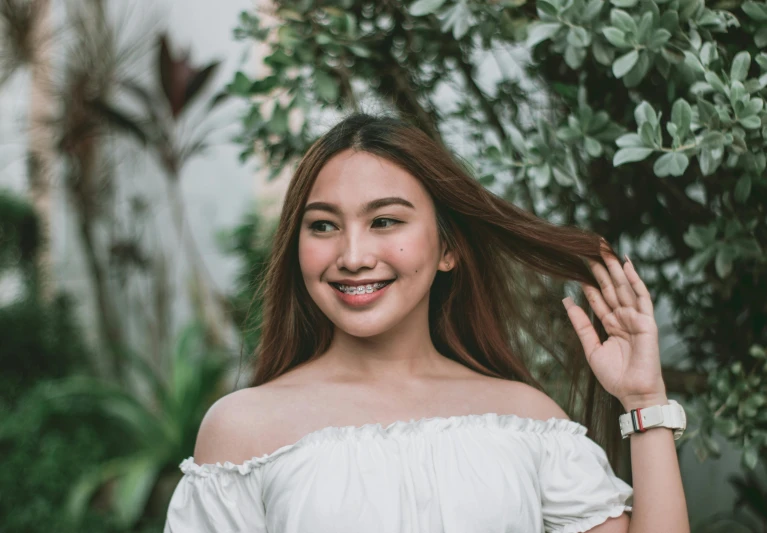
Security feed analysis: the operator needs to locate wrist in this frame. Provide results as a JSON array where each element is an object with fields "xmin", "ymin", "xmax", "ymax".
[{"xmin": 620, "ymin": 392, "xmax": 669, "ymax": 411}]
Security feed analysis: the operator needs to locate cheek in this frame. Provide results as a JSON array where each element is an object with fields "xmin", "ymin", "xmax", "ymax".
[
  {"xmin": 298, "ymin": 237, "xmax": 331, "ymax": 276},
  {"xmin": 390, "ymin": 227, "xmax": 438, "ymax": 271}
]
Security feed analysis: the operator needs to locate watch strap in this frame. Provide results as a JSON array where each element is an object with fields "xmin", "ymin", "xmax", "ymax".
[{"xmin": 619, "ymin": 399, "xmax": 685, "ymax": 440}]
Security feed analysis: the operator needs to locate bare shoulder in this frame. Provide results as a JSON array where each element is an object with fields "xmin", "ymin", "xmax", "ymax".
[
  {"xmin": 192, "ymin": 385, "xmax": 283, "ymax": 466},
  {"xmin": 484, "ymin": 377, "xmax": 571, "ymax": 422}
]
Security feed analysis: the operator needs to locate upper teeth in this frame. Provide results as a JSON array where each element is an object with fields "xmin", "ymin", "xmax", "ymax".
[{"xmin": 336, "ymin": 281, "xmax": 389, "ymax": 294}]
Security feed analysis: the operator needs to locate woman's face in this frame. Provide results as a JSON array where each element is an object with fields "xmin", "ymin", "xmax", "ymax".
[{"xmin": 298, "ymin": 148, "xmax": 454, "ymax": 338}]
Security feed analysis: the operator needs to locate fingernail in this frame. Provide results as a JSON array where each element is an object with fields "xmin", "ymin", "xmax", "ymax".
[{"xmin": 624, "ymin": 253, "xmax": 632, "ymax": 264}]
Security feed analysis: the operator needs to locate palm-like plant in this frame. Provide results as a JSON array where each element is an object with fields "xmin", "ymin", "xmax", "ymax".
[{"xmin": 36, "ymin": 323, "xmax": 233, "ymax": 529}]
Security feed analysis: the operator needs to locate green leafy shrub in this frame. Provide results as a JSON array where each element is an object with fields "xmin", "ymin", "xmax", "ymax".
[{"xmin": 227, "ymin": 0, "xmax": 766, "ymax": 471}]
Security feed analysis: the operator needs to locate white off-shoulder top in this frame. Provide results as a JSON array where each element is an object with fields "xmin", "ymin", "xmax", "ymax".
[{"xmin": 163, "ymin": 413, "xmax": 633, "ymax": 533}]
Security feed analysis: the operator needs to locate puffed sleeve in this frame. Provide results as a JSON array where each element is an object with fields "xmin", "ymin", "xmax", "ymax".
[
  {"xmin": 538, "ymin": 431, "xmax": 633, "ymax": 533},
  {"xmin": 163, "ymin": 457, "xmax": 268, "ymax": 533}
]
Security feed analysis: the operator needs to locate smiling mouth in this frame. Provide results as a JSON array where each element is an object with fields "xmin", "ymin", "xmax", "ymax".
[{"xmin": 329, "ymin": 279, "xmax": 396, "ymax": 295}]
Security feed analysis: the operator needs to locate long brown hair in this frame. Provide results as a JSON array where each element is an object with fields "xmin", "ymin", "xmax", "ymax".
[{"xmin": 246, "ymin": 112, "xmax": 628, "ymax": 470}]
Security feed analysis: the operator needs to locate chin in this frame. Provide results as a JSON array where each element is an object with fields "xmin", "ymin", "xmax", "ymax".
[{"xmin": 329, "ymin": 316, "xmax": 398, "ymax": 338}]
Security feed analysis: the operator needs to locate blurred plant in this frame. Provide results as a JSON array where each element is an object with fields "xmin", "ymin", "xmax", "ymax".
[
  {"xmin": 0, "ymin": 0, "xmax": 56, "ymax": 298},
  {"xmin": 35, "ymin": 322, "xmax": 233, "ymax": 530},
  {"xmin": 49, "ymin": 1, "xmax": 235, "ymax": 380},
  {"xmin": 0, "ymin": 190, "xmax": 121, "ymax": 533},
  {"xmin": 228, "ymin": 0, "xmax": 765, "ymax": 467},
  {"xmin": 691, "ymin": 463, "xmax": 767, "ymax": 532},
  {"xmin": 217, "ymin": 209, "xmax": 277, "ymax": 366},
  {"xmin": 118, "ymin": 33, "xmax": 238, "ymax": 350},
  {"xmin": 0, "ymin": 0, "xmax": 50, "ymax": 86},
  {"xmin": 682, "ymin": 345, "xmax": 767, "ymax": 471}
]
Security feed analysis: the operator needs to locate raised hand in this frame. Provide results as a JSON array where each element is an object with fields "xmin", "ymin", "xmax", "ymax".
[{"xmin": 562, "ymin": 242, "xmax": 668, "ymax": 411}]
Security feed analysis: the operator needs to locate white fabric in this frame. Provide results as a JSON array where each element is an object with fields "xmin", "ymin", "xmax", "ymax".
[{"xmin": 164, "ymin": 413, "xmax": 633, "ymax": 533}]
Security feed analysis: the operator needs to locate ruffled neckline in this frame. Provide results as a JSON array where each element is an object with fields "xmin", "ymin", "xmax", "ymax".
[{"xmin": 179, "ymin": 412, "xmax": 587, "ymax": 477}]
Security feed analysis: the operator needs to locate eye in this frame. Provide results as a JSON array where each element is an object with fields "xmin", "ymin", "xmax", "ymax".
[
  {"xmin": 373, "ymin": 218, "xmax": 401, "ymax": 228},
  {"xmin": 309, "ymin": 220, "xmax": 336, "ymax": 233}
]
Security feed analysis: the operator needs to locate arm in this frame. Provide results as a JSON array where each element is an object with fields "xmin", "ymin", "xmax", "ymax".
[
  {"xmin": 619, "ymin": 393, "xmax": 689, "ymax": 533},
  {"xmin": 561, "ymin": 246, "xmax": 690, "ymax": 533}
]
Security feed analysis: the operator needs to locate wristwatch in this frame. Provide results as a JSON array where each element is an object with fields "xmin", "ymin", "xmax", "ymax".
[{"xmin": 619, "ymin": 399, "xmax": 687, "ymax": 440}]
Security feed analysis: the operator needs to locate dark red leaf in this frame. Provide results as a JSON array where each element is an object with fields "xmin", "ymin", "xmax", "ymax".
[{"xmin": 183, "ymin": 61, "xmax": 220, "ymax": 112}]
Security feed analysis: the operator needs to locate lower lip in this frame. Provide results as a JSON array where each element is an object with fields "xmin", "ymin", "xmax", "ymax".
[{"xmin": 331, "ymin": 281, "xmax": 394, "ymax": 307}]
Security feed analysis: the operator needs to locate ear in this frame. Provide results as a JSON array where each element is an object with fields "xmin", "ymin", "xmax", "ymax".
[{"xmin": 438, "ymin": 245, "xmax": 456, "ymax": 272}]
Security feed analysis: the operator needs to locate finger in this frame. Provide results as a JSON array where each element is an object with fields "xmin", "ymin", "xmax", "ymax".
[
  {"xmin": 586, "ymin": 258, "xmax": 621, "ymax": 310},
  {"xmin": 623, "ymin": 257, "xmax": 654, "ymax": 316},
  {"xmin": 563, "ymin": 297, "xmax": 602, "ymax": 358},
  {"xmin": 580, "ymin": 282, "xmax": 613, "ymax": 325},
  {"xmin": 600, "ymin": 246, "xmax": 637, "ymax": 310}
]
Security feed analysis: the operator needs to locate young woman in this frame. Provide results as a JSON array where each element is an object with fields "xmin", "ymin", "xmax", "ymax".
[{"xmin": 163, "ymin": 114, "xmax": 689, "ymax": 533}]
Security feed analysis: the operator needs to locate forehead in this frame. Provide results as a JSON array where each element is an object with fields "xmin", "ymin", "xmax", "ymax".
[{"xmin": 307, "ymin": 149, "xmax": 430, "ymax": 206}]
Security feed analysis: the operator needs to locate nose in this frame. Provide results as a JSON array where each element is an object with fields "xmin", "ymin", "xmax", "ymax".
[{"xmin": 336, "ymin": 226, "xmax": 377, "ymax": 272}]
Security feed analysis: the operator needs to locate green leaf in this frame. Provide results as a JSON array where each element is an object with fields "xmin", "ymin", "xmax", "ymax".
[
  {"xmin": 614, "ymin": 147, "xmax": 654, "ymax": 165},
  {"xmin": 648, "ymin": 29, "xmax": 671, "ymax": 50},
  {"xmin": 739, "ymin": 115, "xmax": 762, "ymax": 129},
  {"xmin": 613, "ymin": 49, "xmax": 639, "ymax": 78},
  {"xmin": 584, "ymin": 136, "xmax": 603, "ymax": 157},
  {"xmin": 743, "ymin": 446, "xmax": 759, "ymax": 470},
  {"xmin": 623, "ymin": 52, "xmax": 651, "ymax": 87},
  {"xmin": 616, "ymin": 133, "xmax": 644, "ymax": 147},
  {"xmin": 409, "ymin": 0, "xmax": 447, "ymax": 16},
  {"xmin": 508, "ymin": 126, "xmax": 528, "ymax": 154},
  {"xmin": 671, "ymin": 99, "xmax": 692, "ymax": 140},
  {"xmin": 565, "ymin": 44, "xmax": 587, "ymax": 68},
  {"xmin": 660, "ymin": 10, "xmax": 680, "ymax": 32},
  {"xmin": 697, "ymin": 99, "xmax": 717, "ymax": 125},
  {"xmin": 348, "ymin": 44, "xmax": 371, "ymax": 58},
  {"xmin": 654, "ymin": 152, "xmax": 689, "ymax": 177},
  {"xmin": 700, "ymin": 42, "xmax": 718, "ymax": 66},
  {"xmin": 731, "ymin": 51, "xmax": 751, "ymax": 82},
  {"xmin": 661, "ymin": 44, "xmax": 685, "ymax": 64},
  {"xmin": 634, "ymin": 101, "xmax": 658, "ymax": 126},
  {"xmin": 610, "ymin": 0, "xmax": 638, "ymax": 6},
  {"xmin": 756, "ymin": 27, "xmax": 767, "ymax": 48},
  {"xmin": 526, "ymin": 22, "xmax": 563, "ymax": 47},
  {"xmin": 314, "ymin": 70, "xmax": 339, "ymax": 102},
  {"xmin": 557, "ymin": 126, "xmax": 582, "ymax": 142},
  {"xmin": 684, "ymin": 224, "xmax": 715, "ymax": 249},
  {"xmin": 705, "ymin": 71, "xmax": 726, "ymax": 93},
  {"xmin": 683, "ymin": 51, "xmax": 705, "ymax": 74},
  {"xmin": 592, "ymin": 39, "xmax": 615, "ymax": 65},
  {"xmin": 602, "ymin": 27, "xmax": 629, "ymax": 48},
  {"xmin": 715, "ymin": 246, "xmax": 735, "ymax": 278},
  {"xmin": 685, "ymin": 247, "xmax": 715, "ymax": 273},
  {"xmin": 583, "ymin": 0, "xmax": 605, "ymax": 21},
  {"xmin": 230, "ymin": 71, "xmax": 252, "ymax": 96},
  {"xmin": 567, "ymin": 26, "xmax": 591, "ymax": 47},
  {"xmin": 552, "ymin": 166, "xmax": 575, "ymax": 186},
  {"xmin": 742, "ymin": 1, "xmax": 767, "ymax": 22},
  {"xmin": 610, "ymin": 9, "xmax": 638, "ymax": 33},
  {"xmin": 440, "ymin": 2, "xmax": 473, "ymax": 39},
  {"xmin": 528, "ymin": 164, "xmax": 552, "ymax": 187},
  {"xmin": 637, "ymin": 12, "xmax": 653, "ymax": 43},
  {"xmin": 713, "ymin": 417, "xmax": 738, "ymax": 437},
  {"xmin": 640, "ymin": 122, "xmax": 656, "ymax": 146},
  {"xmin": 537, "ymin": 0, "xmax": 559, "ymax": 17},
  {"xmin": 699, "ymin": 147, "xmax": 721, "ymax": 175},
  {"xmin": 734, "ymin": 174, "xmax": 752, "ymax": 203},
  {"xmin": 277, "ymin": 25, "xmax": 300, "ymax": 48}
]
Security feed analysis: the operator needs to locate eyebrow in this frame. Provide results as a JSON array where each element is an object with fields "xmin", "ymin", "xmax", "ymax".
[{"xmin": 302, "ymin": 196, "xmax": 415, "ymax": 217}]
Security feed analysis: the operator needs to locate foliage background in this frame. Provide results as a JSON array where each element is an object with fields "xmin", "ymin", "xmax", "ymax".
[{"xmin": 0, "ymin": 0, "xmax": 765, "ymax": 531}]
